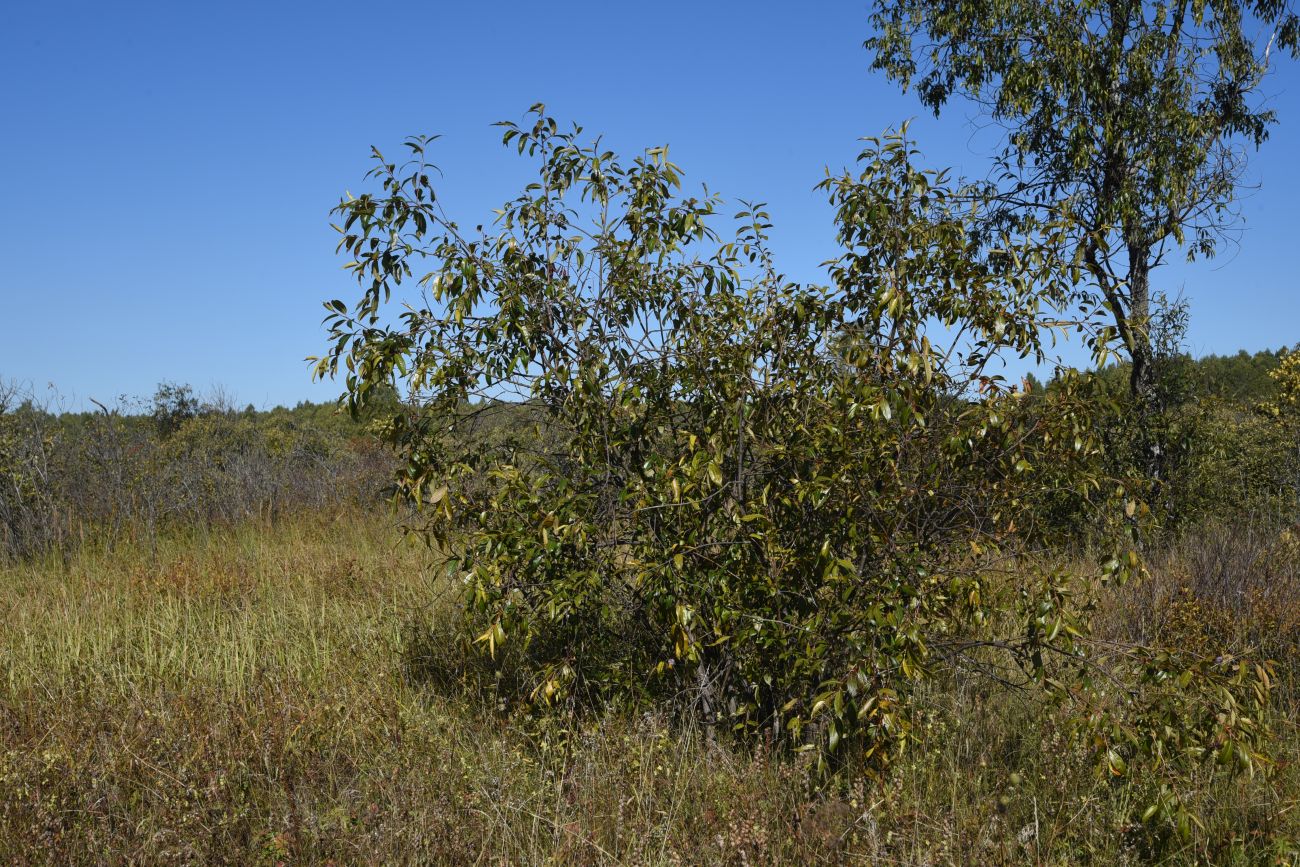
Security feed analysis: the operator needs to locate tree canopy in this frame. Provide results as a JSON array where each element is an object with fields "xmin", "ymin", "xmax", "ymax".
[{"xmin": 868, "ymin": 0, "xmax": 1298, "ymax": 399}]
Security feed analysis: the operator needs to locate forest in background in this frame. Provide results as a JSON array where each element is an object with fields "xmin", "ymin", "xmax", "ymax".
[{"xmin": 2, "ymin": 343, "xmax": 1296, "ymax": 566}]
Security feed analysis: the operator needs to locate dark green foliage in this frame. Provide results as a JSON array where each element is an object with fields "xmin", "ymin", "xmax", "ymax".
[
  {"xmin": 1093, "ymin": 347, "xmax": 1286, "ymax": 406},
  {"xmin": 1193, "ymin": 348, "xmax": 1287, "ymax": 403},
  {"xmin": 151, "ymin": 381, "xmax": 202, "ymax": 438}
]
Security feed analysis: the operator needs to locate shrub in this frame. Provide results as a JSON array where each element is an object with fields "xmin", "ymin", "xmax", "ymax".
[
  {"xmin": 1045, "ymin": 325, "xmax": 1299, "ymax": 538},
  {"xmin": 0, "ymin": 384, "xmax": 392, "ymax": 562},
  {"xmin": 317, "ymin": 106, "xmax": 1274, "ymax": 845},
  {"xmin": 0, "ymin": 384, "xmax": 65, "ymax": 560}
]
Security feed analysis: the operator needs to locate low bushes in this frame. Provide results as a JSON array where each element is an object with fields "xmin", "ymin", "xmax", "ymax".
[
  {"xmin": 319, "ymin": 108, "xmax": 1281, "ymax": 847},
  {"xmin": 0, "ymin": 383, "xmax": 391, "ymax": 562}
]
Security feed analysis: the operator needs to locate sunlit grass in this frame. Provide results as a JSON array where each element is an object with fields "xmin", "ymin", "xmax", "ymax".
[
  {"xmin": 2, "ymin": 513, "xmax": 434, "ymax": 695},
  {"xmin": 1, "ymin": 512, "xmax": 1296, "ymax": 864}
]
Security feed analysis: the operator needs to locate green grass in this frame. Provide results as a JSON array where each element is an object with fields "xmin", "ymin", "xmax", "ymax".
[{"xmin": 1, "ymin": 512, "xmax": 1296, "ymax": 864}]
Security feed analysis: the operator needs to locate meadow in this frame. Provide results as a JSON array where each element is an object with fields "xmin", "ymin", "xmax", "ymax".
[{"xmin": 2, "ymin": 508, "xmax": 1297, "ymax": 864}]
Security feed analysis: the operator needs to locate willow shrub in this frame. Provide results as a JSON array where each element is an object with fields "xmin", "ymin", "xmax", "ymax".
[{"xmin": 316, "ymin": 108, "xmax": 1272, "ymax": 838}]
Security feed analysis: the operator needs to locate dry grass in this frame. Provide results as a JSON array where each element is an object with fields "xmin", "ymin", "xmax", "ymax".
[{"xmin": 1, "ymin": 512, "xmax": 1297, "ymax": 864}]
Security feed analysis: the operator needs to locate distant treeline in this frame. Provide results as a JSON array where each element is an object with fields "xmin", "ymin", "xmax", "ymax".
[
  {"xmin": 3, "ymin": 346, "xmax": 1297, "ymax": 563},
  {"xmin": 1024, "ymin": 346, "xmax": 1288, "ymax": 404}
]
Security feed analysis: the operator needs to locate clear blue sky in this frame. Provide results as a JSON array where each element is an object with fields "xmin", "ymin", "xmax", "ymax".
[{"xmin": 2, "ymin": 1, "xmax": 1297, "ymax": 410}]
